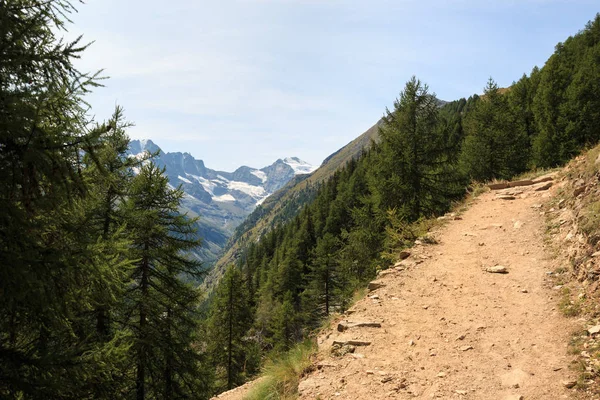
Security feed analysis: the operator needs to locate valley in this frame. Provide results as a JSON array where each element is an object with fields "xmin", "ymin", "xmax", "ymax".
[{"xmin": 127, "ymin": 139, "xmax": 317, "ymax": 264}]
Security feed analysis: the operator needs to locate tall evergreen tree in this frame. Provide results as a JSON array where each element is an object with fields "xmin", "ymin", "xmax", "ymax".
[
  {"xmin": 370, "ymin": 76, "xmax": 463, "ymax": 221},
  {"xmin": 207, "ymin": 266, "xmax": 253, "ymax": 393},
  {"xmin": 0, "ymin": 1, "xmax": 128, "ymax": 398},
  {"xmin": 460, "ymin": 78, "xmax": 530, "ymax": 180},
  {"xmin": 123, "ymin": 163, "xmax": 209, "ymax": 400}
]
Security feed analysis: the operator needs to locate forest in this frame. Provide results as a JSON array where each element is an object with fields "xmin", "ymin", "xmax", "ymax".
[{"xmin": 2, "ymin": 1, "xmax": 600, "ymax": 398}]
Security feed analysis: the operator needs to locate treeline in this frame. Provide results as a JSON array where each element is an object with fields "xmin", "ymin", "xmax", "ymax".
[
  {"xmin": 206, "ymin": 13, "xmax": 600, "ymax": 393},
  {"xmin": 1, "ymin": 2, "xmax": 210, "ymax": 399}
]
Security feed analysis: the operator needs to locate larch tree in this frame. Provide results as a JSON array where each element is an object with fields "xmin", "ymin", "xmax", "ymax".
[
  {"xmin": 369, "ymin": 76, "xmax": 463, "ymax": 222},
  {"xmin": 123, "ymin": 163, "xmax": 209, "ymax": 400},
  {"xmin": 207, "ymin": 266, "xmax": 253, "ymax": 393}
]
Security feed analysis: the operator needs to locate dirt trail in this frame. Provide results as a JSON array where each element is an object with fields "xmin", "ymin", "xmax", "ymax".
[{"xmin": 298, "ymin": 177, "xmax": 582, "ymax": 400}]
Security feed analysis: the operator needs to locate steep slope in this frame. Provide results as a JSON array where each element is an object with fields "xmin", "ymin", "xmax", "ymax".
[
  {"xmin": 217, "ymin": 174, "xmax": 586, "ymax": 400},
  {"xmin": 204, "ymin": 120, "xmax": 381, "ymax": 288},
  {"xmin": 128, "ymin": 140, "xmax": 316, "ymax": 264}
]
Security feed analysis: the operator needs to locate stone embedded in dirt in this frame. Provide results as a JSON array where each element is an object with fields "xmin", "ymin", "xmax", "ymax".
[
  {"xmin": 504, "ymin": 396, "xmax": 524, "ymax": 400},
  {"xmin": 317, "ymin": 362, "xmax": 337, "ymax": 368},
  {"xmin": 350, "ymin": 353, "xmax": 365, "ymax": 359},
  {"xmin": 377, "ymin": 269, "xmax": 395, "ymax": 277},
  {"xmin": 592, "ymin": 251, "xmax": 600, "ymax": 258},
  {"xmin": 532, "ymin": 176, "xmax": 554, "ymax": 184},
  {"xmin": 333, "ymin": 340, "xmax": 371, "ymax": 347},
  {"xmin": 497, "ymin": 195, "xmax": 516, "ymax": 200},
  {"xmin": 535, "ymin": 182, "xmax": 553, "ymax": 191},
  {"xmin": 398, "ymin": 250, "xmax": 411, "ymax": 260},
  {"xmin": 455, "ymin": 390, "xmax": 468, "ymax": 395},
  {"xmin": 409, "ymin": 340, "xmax": 415, "ymax": 346},
  {"xmin": 369, "ymin": 294, "xmax": 380, "ymax": 300},
  {"xmin": 436, "ymin": 372, "xmax": 446, "ymax": 378},
  {"xmin": 587, "ymin": 325, "xmax": 600, "ymax": 335},
  {"xmin": 337, "ymin": 321, "xmax": 382, "ymax": 332},
  {"xmin": 486, "ymin": 265, "xmax": 509, "ymax": 274},
  {"xmin": 574, "ymin": 185, "xmax": 586, "ymax": 197},
  {"xmin": 368, "ymin": 281, "xmax": 385, "ymax": 291},
  {"xmin": 381, "ymin": 376, "xmax": 393, "ymax": 383},
  {"xmin": 520, "ymin": 289, "xmax": 528, "ymax": 293},
  {"xmin": 456, "ymin": 334, "xmax": 466, "ymax": 341},
  {"xmin": 509, "ymin": 179, "xmax": 534, "ymax": 188},
  {"xmin": 460, "ymin": 345, "xmax": 474, "ymax": 351},
  {"xmin": 513, "ymin": 221, "xmax": 523, "ymax": 229},
  {"xmin": 562, "ymin": 380, "xmax": 577, "ymax": 388},
  {"xmin": 489, "ymin": 182, "xmax": 510, "ymax": 190}
]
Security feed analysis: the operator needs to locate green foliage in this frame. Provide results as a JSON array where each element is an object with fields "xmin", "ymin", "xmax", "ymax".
[
  {"xmin": 460, "ymin": 78, "xmax": 530, "ymax": 181},
  {"xmin": 370, "ymin": 76, "xmax": 465, "ymax": 221},
  {"xmin": 207, "ymin": 266, "xmax": 256, "ymax": 393},
  {"xmin": 532, "ymin": 14, "xmax": 600, "ymax": 167},
  {"xmin": 244, "ymin": 340, "xmax": 316, "ymax": 400},
  {"xmin": 123, "ymin": 163, "xmax": 209, "ymax": 399}
]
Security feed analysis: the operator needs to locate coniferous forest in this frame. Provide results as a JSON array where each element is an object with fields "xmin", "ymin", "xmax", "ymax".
[{"xmin": 2, "ymin": 1, "xmax": 600, "ymax": 398}]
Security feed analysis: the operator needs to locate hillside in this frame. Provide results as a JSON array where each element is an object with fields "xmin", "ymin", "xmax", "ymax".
[
  {"xmin": 203, "ymin": 120, "xmax": 381, "ymax": 288},
  {"xmin": 214, "ymin": 173, "xmax": 591, "ymax": 400},
  {"xmin": 127, "ymin": 140, "xmax": 316, "ymax": 264}
]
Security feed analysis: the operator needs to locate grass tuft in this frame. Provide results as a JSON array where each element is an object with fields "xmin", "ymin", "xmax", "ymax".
[{"xmin": 244, "ymin": 340, "xmax": 317, "ymax": 400}]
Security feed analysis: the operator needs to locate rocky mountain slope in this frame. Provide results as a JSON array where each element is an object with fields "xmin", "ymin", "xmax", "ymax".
[{"xmin": 127, "ymin": 139, "xmax": 316, "ymax": 264}]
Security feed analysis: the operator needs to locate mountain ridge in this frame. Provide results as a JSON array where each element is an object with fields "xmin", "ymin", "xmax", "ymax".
[{"xmin": 127, "ymin": 139, "xmax": 316, "ymax": 264}]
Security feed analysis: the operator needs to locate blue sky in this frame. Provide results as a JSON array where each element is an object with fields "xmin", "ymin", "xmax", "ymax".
[{"xmin": 67, "ymin": 0, "xmax": 599, "ymax": 171}]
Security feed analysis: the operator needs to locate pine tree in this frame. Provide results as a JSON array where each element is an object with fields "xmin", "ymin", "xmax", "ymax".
[
  {"xmin": 0, "ymin": 1, "xmax": 127, "ymax": 397},
  {"xmin": 270, "ymin": 291, "xmax": 301, "ymax": 352},
  {"xmin": 302, "ymin": 232, "xmax": 351, "ymax": 328},
  {"xmin": 370, "ymin": 76, "xmax": 463, "ymax": 221},
  {"xmin": 460, "ymin": 78, "xmax": 530, "ymax": 180},
  {"xmin": 123, "ymin": 162, "xmax": 209, "ymax": 399},
  {"xmin": 207, "ymin": 266, "xmax": 253, "ymax": 392}
]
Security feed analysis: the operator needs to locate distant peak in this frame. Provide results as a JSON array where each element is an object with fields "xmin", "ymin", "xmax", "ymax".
[{"xmin": 282, "ymin": 157, "xmax": 317, "ymax": 175}]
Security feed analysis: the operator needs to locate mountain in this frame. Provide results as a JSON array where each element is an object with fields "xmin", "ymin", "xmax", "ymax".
[
  {"xmin": 203, "ymin": 120, "xmax": 382, "ymax": 288},
  {"xmin": 127, "ymin": 139, "xmax": 317, "ymax": 264}
]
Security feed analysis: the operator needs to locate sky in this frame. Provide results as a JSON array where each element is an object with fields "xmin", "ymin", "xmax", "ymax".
[{"xmin": 66, "ymin": 0, "xmax": 599, "ymax": 172}]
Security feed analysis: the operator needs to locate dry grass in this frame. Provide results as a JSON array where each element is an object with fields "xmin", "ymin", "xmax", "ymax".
[{"xmin": 244, "ymin": 340, "xmax": 317, "ymax": 400}]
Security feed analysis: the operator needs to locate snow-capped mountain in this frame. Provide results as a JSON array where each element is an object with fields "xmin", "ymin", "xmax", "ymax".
[{"xmin": 127, "ymin": 139, "xmax": 315, "ymax": 264}]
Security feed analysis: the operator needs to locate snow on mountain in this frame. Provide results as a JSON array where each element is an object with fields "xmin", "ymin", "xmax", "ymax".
[
  {"xmin": 283, "ymin": 157, "xmax": 318, "ymax": 175},
  {"xmin": 251, "ymin": 170, "xmax": 268, "ymax": 183},
  {"xmin": 126, "ymin": 139, "xmax": 316, "ymax": 265}
]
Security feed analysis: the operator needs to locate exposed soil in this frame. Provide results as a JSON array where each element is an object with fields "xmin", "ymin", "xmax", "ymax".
[
  {"xmin": 215, "ymin": 175, "xmax": 593, "ymax": 400},
  {"xmin": 297, "ymin": 177, "xmax": 586, "ymax": 400}
]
